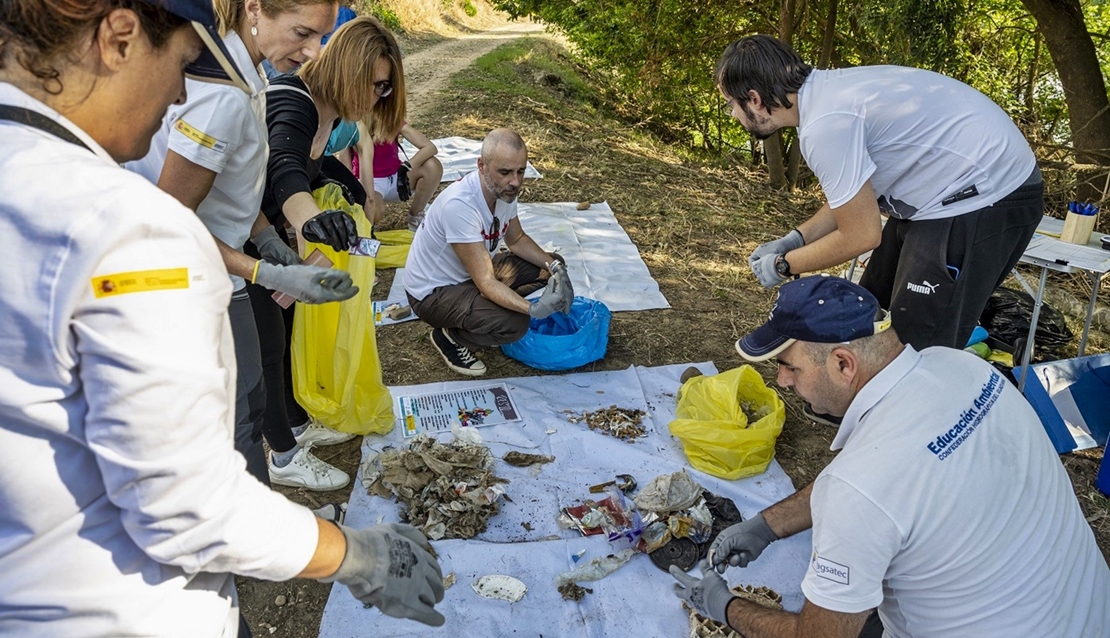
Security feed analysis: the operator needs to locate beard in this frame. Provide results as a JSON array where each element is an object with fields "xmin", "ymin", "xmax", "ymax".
[{"xmin": 483, "ymin": 173, "xmax": 520, "ymax": 203}]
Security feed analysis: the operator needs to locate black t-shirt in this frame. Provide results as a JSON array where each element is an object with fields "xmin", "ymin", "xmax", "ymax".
[{"xmin": 261, "ymin": 75, "xmax": 365, "ymax": 226}]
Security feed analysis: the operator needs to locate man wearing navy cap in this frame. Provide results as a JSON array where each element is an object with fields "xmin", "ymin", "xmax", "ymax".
[{"xmin": 671, "ymin": 276, "xmax": 1109, "ymax": 637}]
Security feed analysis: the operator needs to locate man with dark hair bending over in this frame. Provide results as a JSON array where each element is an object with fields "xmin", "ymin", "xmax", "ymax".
[
  {"xmin": 717, "ymin": 36, "xmax": 1042, "ymax": 363},
  {"xmin": 403, "ymin": 128, "xmax": 572, "ymax": 376}
]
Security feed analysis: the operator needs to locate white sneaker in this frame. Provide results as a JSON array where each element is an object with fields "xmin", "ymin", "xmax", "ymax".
[
  {"xmin": 295, "ymin": 420, "xmax": 356, "ymax": 447},
  {"xmin": 408, "ymin": 213, "xmax": 425, "ymax": 232},
  {"xmin": 269, "ymin": 444, "xmax": 351, "ymax": 491}
]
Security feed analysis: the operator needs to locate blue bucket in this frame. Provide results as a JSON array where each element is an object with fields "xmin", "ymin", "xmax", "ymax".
[{"xmin": 501, "ymin": 296, "xmax": 611, "ymax": 371}]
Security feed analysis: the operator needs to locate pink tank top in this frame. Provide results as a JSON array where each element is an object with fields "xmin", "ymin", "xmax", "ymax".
[{"xmin": 372, "ymin": 139, "xmax": 403, "ymax": 178}]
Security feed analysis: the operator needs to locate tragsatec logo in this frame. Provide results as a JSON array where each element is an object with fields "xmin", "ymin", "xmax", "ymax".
[{"xmin": 812, "ymin": 553, "xmax": 850, "ymax": 585}]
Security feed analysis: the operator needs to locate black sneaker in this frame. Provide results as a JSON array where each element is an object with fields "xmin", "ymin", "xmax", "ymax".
[
  {"xmin": 803, "ymin": 403, "xmax": 842, "ymax": 427},
  {"xmin": 430, "ymin": 328, "xmax": 487, "ymax": 376}
]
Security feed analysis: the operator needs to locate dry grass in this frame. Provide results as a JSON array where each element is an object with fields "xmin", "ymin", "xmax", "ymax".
[
  {"xmin": 371, "ymin": 36, "xmax": 1110, "ymax": 561},
  {"xmin": 359, "ymin": 0, "xmax": 506, "ymax": 43},
  {"xmin": 241, "ymin": 31, "xmax": 1110, "ymax": 638}
]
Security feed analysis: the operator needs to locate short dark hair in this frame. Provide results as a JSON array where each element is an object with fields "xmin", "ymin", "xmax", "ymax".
[{"xmin": 716, "ymin": 35, "xmax": 813, "ymax": 113}]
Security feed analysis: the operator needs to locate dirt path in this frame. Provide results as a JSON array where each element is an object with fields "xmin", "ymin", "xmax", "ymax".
[{"xmin": 402, "ymin": 20, "xmax": 547, "ymax": 121}]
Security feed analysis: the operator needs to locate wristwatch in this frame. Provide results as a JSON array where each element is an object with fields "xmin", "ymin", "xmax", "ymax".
[{"xmin": 774, "ymin": 254, "xmax": 793, "ymax": 278}]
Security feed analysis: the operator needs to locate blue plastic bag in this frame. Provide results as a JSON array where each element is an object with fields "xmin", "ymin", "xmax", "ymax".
[{"xmin": 501, "ymin": 297, "xmax": 611, "ymax": 371}]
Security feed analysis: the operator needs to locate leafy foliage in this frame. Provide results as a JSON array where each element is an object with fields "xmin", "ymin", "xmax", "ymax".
[{"xmin": 494, "ymin": 0, "xmax": 1110, "ymax": 185}]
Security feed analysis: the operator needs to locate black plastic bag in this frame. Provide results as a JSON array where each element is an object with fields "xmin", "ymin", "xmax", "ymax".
[{"xmin": 979, "ymin": 287, "xmax": 1073, "ymax": 360}]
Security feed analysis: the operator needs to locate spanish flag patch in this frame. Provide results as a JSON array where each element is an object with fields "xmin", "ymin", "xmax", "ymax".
[
  {"xmin": 174, "ymin": 119, "xmax": 227, "ymax": 153},
  {"xmin": 91, "ymin": 268, "xmax": 190, "ymax": 298}
]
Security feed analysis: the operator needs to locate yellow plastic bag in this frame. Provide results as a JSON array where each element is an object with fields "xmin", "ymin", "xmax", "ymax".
[
  {"xmin": 311, "ymin": 183, "xmax": 413, "ymax": 269},
  {"xmin": 289, "ymin": 184, "xmax": 394, "ymax": 435},
  {"xmin": 668, "ymin": 365, "xmax": 786, "ymax": 480}
]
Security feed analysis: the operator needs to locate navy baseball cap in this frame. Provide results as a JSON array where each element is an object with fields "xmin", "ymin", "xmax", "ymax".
[
  {"xmin": 140, "ymin": 0, "xmax": 251, "ymax": 93},
  {"xmin": 736, "ymin": 275, "xmax": 892, "ymax": 362}
]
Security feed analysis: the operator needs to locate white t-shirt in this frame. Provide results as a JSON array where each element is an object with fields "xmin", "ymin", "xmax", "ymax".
[
  {"xmin": 802, "ymin": 346, "xmax": 1109, "ymax": 637},
  {"xmin": 403, "ymin": 170, "xmax": 518, "ymax": 300},
  {"xmin": 126, "ymin": 32, "xmax": 268, "ymax": 291},
  {"xmin": 797, "ymin": 66, "xmax": 1037, "ymax": 220},
  {"xmin": 0, "ymin": 84, "xmax": 317, "ymax": 638}
]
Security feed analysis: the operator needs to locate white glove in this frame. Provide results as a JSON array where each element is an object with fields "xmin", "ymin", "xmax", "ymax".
[
  {"xmin": 254, "ymin": 262, "xmax": 358, "ymax": 303},
  {"xmin": 670, "ymin": 560, "xmax": 736, "ymax": 625},
  {"xmin": 708, "ymin": 513, "xmax": 779, "ymax": 572},
  {"xmin": 322, "ymin": 523, "xmax": 446, "ymax": 627},
  {"xmin": 751, "ymin": 253, "xmax": 789, "ymax": 288},
  {"xmin": 530, "ymin": 270, "xmax": 571, "ymax": 318},
  {"xmin": 252, "ymin": 225, "xmax": 301, "ymax": 266},
  {"xmin": 747, "ymin": 229, "xmax": 804, "ymax": 271}
]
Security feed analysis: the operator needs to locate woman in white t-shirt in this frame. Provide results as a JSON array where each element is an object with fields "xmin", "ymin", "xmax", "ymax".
[{"xmin": 127, "ymin": 0, "xmax": 359, "ymax": 492}]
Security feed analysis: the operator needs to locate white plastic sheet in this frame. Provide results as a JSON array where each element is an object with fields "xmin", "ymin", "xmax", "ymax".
[
  {"xmin": 401, "ymin": 136, "xmax": 542, "ymax": 182},
  {"xmin": 386, "ymin": 202, "xmax": 670, "ymax": 312},
  {"xmin": 318, "ymin": 363, "xmax": 812, "ymax": 638}
]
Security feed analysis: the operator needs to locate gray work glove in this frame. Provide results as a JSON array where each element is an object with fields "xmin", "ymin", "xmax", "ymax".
[
  {"xmin": 323, "ymin": 523, "xmax": 446, "ymax": 627},
  {"xmin": 747, "ymin": 229, "xmax": 804, "ymax": 272},
  {"xmin": 549, "ymin": 260, "xmax": 574, "ymax": 307},
  {"xmin": 252, "ymin": 225, "xmax": 301, "ymax": 266},
  {"xmin": 529, "ymin": 267, "xmax": 571, "ymax": 319},
  {"xmin": 303, "ymin": 209, "xmax": 358, "ymax": 252},
  {"xmin": 254, "ymin": 261, "xmax": 358, "ymax": 304},
  {"xmin": 751, "ymin": 252, "xmax": 789, "ymax": 288},
  {"xmin": 709, "ymin": 513, "xmax": 779, "ymax": 573},
  {"xmin": 669, "ymin": 560, "xmax": 736, "ymax": 625}
]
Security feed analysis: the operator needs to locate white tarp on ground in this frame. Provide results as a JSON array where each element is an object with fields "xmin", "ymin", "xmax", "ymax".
[
  {"xmin": 384, "ymin": 202, "xmax": 670, "ymax": 312},
  {"xmin": 401, "ymin": 137, "xmax": 543, "ymax": 182},
  {"xmin": 318, "ymin": 363, "xmax": 811, "ymax": 638}
]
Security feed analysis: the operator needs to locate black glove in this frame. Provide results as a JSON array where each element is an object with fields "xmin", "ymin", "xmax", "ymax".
[
  {"xmin": 396, "ymin": 161, "xmax": 412, "ymax": 202},
  {"xmin": 302, "ymin": 210, "xmax": 358, "ymax": 252}
]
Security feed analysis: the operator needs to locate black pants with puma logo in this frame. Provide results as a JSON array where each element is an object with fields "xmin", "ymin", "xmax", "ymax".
[{"xmin": 860, "ymin": 176, "xmax": 1043, "ymax": 350}]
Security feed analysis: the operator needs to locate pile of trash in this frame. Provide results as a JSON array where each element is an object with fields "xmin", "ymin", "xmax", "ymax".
[
  {"xmin": 564, "ymin": 406, "xmax": 647, "ymax": 441},
  {"xmin": 363, "ymin": 436, "xmax": 508, "ymax": 540},
  {"xmin": 633, "ymin": 471, "xmax": 744, "ymax": 572}
]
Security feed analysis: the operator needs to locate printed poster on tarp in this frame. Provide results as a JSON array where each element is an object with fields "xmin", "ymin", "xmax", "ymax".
[{"xmin": 399, "ymin": 384, "xmax": 521, "ymax": 438}]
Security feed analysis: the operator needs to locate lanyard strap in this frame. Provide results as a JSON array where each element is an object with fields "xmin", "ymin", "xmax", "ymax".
[{"xmin": 0, "ymin": 104, "xmax": 91, "ymax": 152}]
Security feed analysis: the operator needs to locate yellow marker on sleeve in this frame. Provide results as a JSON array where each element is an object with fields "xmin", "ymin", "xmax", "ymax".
[
  {"xmin": 173, "ymin": 119, "xmax": 227, "ymax": 153},
  {"xmin": 91, "ymin": 268, "xmax": 190, "ymax": 298}
]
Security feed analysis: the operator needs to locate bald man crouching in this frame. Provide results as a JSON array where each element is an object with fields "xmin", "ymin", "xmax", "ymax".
[
  {"xmin": 671, "ymin": 275, "xmax": 1109, "ymax": 638},
  {"xmin": 403, "ymin": 129, "xmax": 572, "ymax": 376}
]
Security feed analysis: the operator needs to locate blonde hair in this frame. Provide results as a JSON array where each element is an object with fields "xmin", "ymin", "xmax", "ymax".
[
  {"xmin": 213, "ymin": 0, "xmax": 336, "ymax": 38},
  {"xmin": 297, "ymin": 15, "xmax": 405, "ymax": 125}
]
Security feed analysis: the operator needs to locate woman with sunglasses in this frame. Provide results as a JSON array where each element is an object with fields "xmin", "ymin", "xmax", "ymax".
[
  {"xmin": 127, "ymin": 0, "xmax": 359, "ymax": 491},
  {"xmin": 251, "ymin": 16, "xmax": 403, "ymax": 489},
  {"xmin": 0, "ymin": 0, "xmax": 444, "ymax": 634}
]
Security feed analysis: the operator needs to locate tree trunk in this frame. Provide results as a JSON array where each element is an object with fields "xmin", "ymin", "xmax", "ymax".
[
  {"xmin": 1021, "ymin": 0, "xmax": 1110, "ymax": 201},
  {"xmin": 767, "ymin": 0, "xmax": 798, "ymax": 190},
  {"xmin": 765, "ymin": 134, "xmax": 788, "ymax": 189},
  {"xmin": 818, "ymin": 0, "xmax": 839, "ymax": 69}
]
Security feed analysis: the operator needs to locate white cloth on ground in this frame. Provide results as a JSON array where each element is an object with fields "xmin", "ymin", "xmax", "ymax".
[
  {"xmin": 318, "ymin": 363, "xmax": 811, "ymax": 637},
  {"xmin": 388, "ymin": 202, "xmax": 670, "ymax": 312},
  {"xmin": 401, "ymin": 136, "xmax": 542, "ymax": 181}
]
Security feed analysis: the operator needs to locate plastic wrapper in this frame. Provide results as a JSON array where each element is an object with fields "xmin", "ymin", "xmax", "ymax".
[{"xmin": 559, "ymin": 487, "xmax": 644, "ymax": 549}]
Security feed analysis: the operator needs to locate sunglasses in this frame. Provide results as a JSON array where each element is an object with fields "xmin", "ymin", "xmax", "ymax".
[
  {"xmin": 488, "ymin": 216, "xmax": 501, "ymax": 253},
  {"xmin": 374, "ymin": 81, "xmax": 393, "ymax": 98}
]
